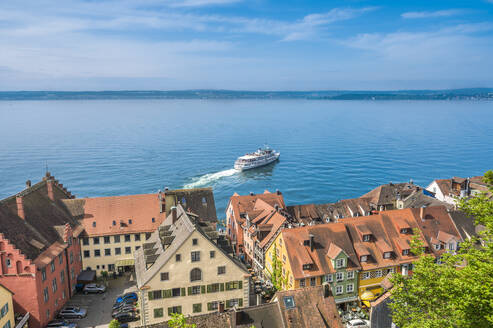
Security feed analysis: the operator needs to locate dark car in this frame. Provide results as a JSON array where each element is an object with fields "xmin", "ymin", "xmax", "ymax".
[
  {"xmin": 113, "ymin": 311, "xmax": 139, "ymax": 323},
  {"xmin": 115, "ymin": 292, "xmax": 138, "ymax": 304},
  {"xmin": 112, "ymin": 298, "xmax": 137, "ymax": 310},
  {"xmin": 45, "ymin": 320, "xmax": 78, "ymax": 328},
  {"xmin": 111, "ymin": 305, "xmax": 138, "ymax": 317}
]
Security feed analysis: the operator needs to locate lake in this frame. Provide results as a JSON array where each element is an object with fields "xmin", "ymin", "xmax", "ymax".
[{"xmin": 0, "ymin": 99, "xmax": 492, "ymax": 218}]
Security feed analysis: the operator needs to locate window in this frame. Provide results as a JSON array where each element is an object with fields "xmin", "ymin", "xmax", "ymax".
[
  {"xmin": 310, "ymin": 277, "xmax": 316, "ymax": 286},
  {"xmin": 363, "ymin": 234, "xmax": 371, "ymax": 242},
  {"xmin": 208, "ymin": 283, "xmax": 220, "ymax": 293},
  {"xmin": 70, "ymin": 252, "xmax": 73, "ymax": 264},
  {"xmin": 283, "ymin": 296, "xmax": 295, "ymax": 309},
  {"xmin": 152, "ymin": 217, "xmax": 155, "ymax": 223},
  {"xmin": 94, "ymin": 249, "xmax": 101, "ymax": 257},
  {"xmin": 92, "ymin": 221, "xmax": 96, "ymax": 227},
  {"xmin": 161, "ymin": 272, "xmax": 169, "ymax": 281},
  {"xmin": 153, "ymin": 308, "xmax": 163, "ymax": 318},
  {"xmin": 102, "ymin": 265, "xmax": 106, "ymax": 269},
  {"xmin": 172, "ymin": 288, "xmax": 181, "ymax": 297},
  {"xmin": 190, "ymin": 286, "xmax": 201, "ymax": 295},
  {"xmin": 192, "ymin": 238, "xmax": 198, "ymax": 245},
  {"xmin": 135, "ymin": 234, "xmax": 141, "ymax": 241},
  {"xmin": 128, "ymin": 219, "xmax": 132, "ymax": 225},
  {"xmin": 336, "ymin": 272, "xmax": 344, "ymax": 281},
  {"xmin": 218, "ymin": 266, "xmax": 226, "ymax": 275},
  {"xmin": 210, "ymin": 251, "xmax": 215, "ymax": 258},
  {"xmin": 50, "ymin": 261, "xmax": 55, "ymax": 272},
  {"xmin": 168, "ymin": 306, "xmax": 182, "ymax": 315},
  {"xmin": 402, "ymin": 249, "xmax": 410, "ymax": 256},
  {"xmin": 347, "ymin": 271, "xmax": 355, "ymax": 279},
  {"xmin": 150, "ymin": 290, "xmax": 163, "ymax": 300},
  {"xmin": 58, "ymin": 254, "xmax": 63, "ymax": 264},
  {"xmin": 82, "ymin": 238, "xmax": 89, "ymax": 245},
  {"xmin": 60, "ymin": 270, "xmax": 65, "ymax": 283},
  {"xmin": 326, "ymin": 274, "xmax": 333, "ymax": 283},
  {"xmin": 208, "ymin": 302, "xmax": 218, "ymax": 311},
  {"xmin": 190, "ymin": 268, "xmax": 202, "ymax": 282},
  {"xmin": 433, "ymin": 243, "xmax": 441, "ymax": 250},
  {"xmin": 135, "ymin": 246, "xmax": 140, "ymax": 250},
  {"xmin": 43, "ymin": 287, "xmax": 49, "ymax": 302},
  {"xmin": 448, "ymin": 243, "xmax": 455, "ymax": 251},
  {"xmin": 115, "ymin": 247, "xmax": 121, "ymax": 255},
  {"xmin": 336, "ymin": 258, "xmax": 345, "ymax": 268},
  {"xmin": 383, "ymin": 252, "xmax": 392, "ymax": 259},
  {"xmin": 71, "ymin": 268, "xmax": 74, "ymax": 280},
  {"xmin": 193, "ymin": 303, "xmax": 202, "ymax": 313},
  {"xmin": 299, "ymin": 279, "xmax": 305, "ymax": 287},
  {"xmin": 112, "ymin": 220, "xmax": 116, "ymax": 226},
  {"xmin": 46, "ymin": 309, "xmax": 50, "ymax": 320},
  {"xmin": 125, "ymin": 247, "xmax": 131, "ymax": 254},
  {"xmin": 1, "ymin": 302, "xmax": 9, "ymax": 318},
  {"xmin": 83, "ymin": 250, "xmax": 90, "ymax": 258},
  {"xmin": 125, "ymin": 235, "xmax": 131, "ymax": 242},
  {"xmin": 335, "ymin": 285, "xmax": 343, "ymax": 295},
  {"xmin": 93, "ymin": 237, "xmax": 100, "ymax": 245},
  {"xmin": 375, "ymin": 270, "xmax": 383, "ymax": 278},
  {"xmin": 5, "ymin": 259, "xmax": 11, "ymax": 268},
  {"xmin": 191, "ymin": 251, "xmax": 200, "ymax": 262},
  {"xmin": 347, "ymin": 284, "xmax": 354, "ymax": 293},
  {"xmin": 386, "ymin": 268, "xmax": 395, "ymax": 274},
  {"xmin": 175, "ymin": 254, "xmax": 181, "ymax": 262},
  {"xmin": 104, "ymin": 248, "xmax": 111, "ymax": 256},
  {"xmin": 114, "ymin": 235, "xmax": 120, "ymax": 243},
  {"xmin": 62, "ymin": 290, "xmax": 65, "ymax": 299},
  {"xmin": 400, "ymin": 228, "xmax": 410, "ymax": 234},
  {"xmin": 104, "ymin": 236, "xmax": 110, "ymax": 244},
  {"xmin": 109, "ymin": 264, "xmax": 115, "ymax": 271},
  {"xmin": 362, "ymin": 272, "xmax": 371, "ymax": 280},
  {"xmin": 42, "ymin": 268, "xmax": 46, "ymax": 281},
  {"xmin": 52, "ymin": 278, "xmax": 57, "ymax": 292},
  {"xmin": 360, "ymin": 255, "xmax": 368, "ymax": 262}
]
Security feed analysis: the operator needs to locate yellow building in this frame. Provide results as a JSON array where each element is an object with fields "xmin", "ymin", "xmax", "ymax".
[
  {"xmin": 0, "ymin": 284, "xmax": 14, "ymax": 328},
  {"xmin": 135, "ymin": 205, "xmax": 250, "ymax": 324}
]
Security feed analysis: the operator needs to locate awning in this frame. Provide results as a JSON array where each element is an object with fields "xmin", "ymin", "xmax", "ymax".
[
  {"xmin": 116, "ymin": 259, "xmax": 135, "ymax": 267},
  {"xmin": 77, "ymin": 270, "xmax": 96, "ymax": 283}
]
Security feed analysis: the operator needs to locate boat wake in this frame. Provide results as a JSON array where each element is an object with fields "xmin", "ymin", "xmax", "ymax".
[{"xmin": 184, "ymin": 168, "xmax": 237, "ymax": 189}]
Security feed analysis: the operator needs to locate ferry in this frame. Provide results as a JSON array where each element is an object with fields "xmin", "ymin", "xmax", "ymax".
[{"xmin": 234, "ymin": 146, "xmax": 280, "ymax": 171}]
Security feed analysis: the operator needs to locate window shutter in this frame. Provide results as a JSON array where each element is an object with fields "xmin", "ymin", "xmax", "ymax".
[
  {"xmin": 148, "ymin": 291, "xmax": 154, "ymax": 300},
  {"xmin": 164, "ymin": 289, "xmax": 171, "ymax": 298},
  {"xmin": 201, "ymin": 285, "xmax": 206, "ymax": 294},
  {"xmin": 188, "ymin": 287, "xmax": 192, "ymax": 295},
  {"xmin": 207, "ymin": 284, "xmax": 212, "ymax": 293},
  {"xmin": 238, "ymin": 280, "xmax": 243, "ymax": 289},
  {"xmin": 220, "ymin": 283, "xmax": 225, "ymax": 291},
  {"xmin": 239, "ymin": 298, "xmax": 243, "ymax": 307},
  {"xmin": 178, "ymin": 306, "xmax": 182, "ymax": 314},
  {"xmin": 207, "ymin": 302, "xmax": 212, "ymax": 311},
  {"xmin": 181, "ymin": 288, "xmax": 186, "ymax": 296},
  {"xmin": 225, "ymin": 300, "xmax": 231, "ymax": 308},
  {"xmin": 168, "ymin": 307, "xmax": 172, "ymax": 316}
]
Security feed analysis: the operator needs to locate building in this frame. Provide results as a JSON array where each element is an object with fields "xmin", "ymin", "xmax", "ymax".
[
  {"xmin": 63, "ymin": 187, "xmax": 216, "ymax": 275},
  {"xmin": 361, "ymin": 182, "xmax": 424, "ymax": 211},
  {"xmin": 135, "ymin": 204, "xmax": 250, "ymax": 325},
  {"xmin": 226, "ymin": 190, "xmax": 285, "ymax": 256},
  {"xmin": 0, "ymin": 174, "xmax": 83, "ymax": 328},
  {"xmin": 0, "ymin": 284, "xmax": 14, "ymax": 328},
  {"xmin": 426, "ymin": 176, "xmax": 490, "ymax": 205},
  {"xmin": 267, "ymin": 223, "xmax": 360, "ymax": 307}
]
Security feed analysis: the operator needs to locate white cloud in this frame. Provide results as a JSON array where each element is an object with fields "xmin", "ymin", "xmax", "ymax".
[
  {"xmin": 401, "ymin": 9, "xmax": 464, "ymax": 19},
  {"xmin": 167, "ymin": 0, "xmax": 241, "ymax": 7}
]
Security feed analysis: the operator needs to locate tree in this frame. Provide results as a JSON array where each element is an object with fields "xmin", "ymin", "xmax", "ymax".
[
  {"xmin": 270, "ymin": 248, "xmax": 286, "ymax": 290},
  {"xmin": 168, "ymin": 313, "xmax": 196, "ymax": 328},
  {"xmin": 109, "ymin": 319, "xmax": 121, "ymax": 328},
  {"xmin": 389, "ymin": 170, "xmax": 493, "ymax": 328}
]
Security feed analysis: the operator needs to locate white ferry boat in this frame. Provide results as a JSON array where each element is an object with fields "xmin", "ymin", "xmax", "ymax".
[{"xmin": 234, "ymin": 146, "xmax": 280, "ymax": 171}]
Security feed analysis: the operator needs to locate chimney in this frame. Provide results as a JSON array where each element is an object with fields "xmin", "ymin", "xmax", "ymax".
[
  {"xmin": 420, "ymin": 206, "xmax": 425, "ymax": 221},
  {"xmin": 250, "ymin": 192, "xmax": 254, "ymax": 196},
  {"xmin": 309, "ymin": 234, "xmax": 314, "ymax": 252},
  {"xmin": 218, "ymin": 301, "xmax": 225, "ymax": 313},
  {"xmin": 171, "ymin": 207, "xmax": 177, "ymax": 224},
  {"xmin": 276, "ymin": 189, "xmax": 281, "ymax": 195},
  {"xmin": 25, "ymin": 180, "xmax": 31, "ymax": 188},
  {"xmin": 16, "ymin": 196, "xmax": 25, "ymax": 220},
  {"xmin": 274, "ymin": 204, "xmax": 279, "ymax": 212},
  {"xmin": 47, "ymin": 180, "xmax": 54, "ymax": 201}
]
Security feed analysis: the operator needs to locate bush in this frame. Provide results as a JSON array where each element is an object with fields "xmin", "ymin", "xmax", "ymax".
[{"xmin": 109, "ymin": 319, "xmax": 120, "ymax": 328}]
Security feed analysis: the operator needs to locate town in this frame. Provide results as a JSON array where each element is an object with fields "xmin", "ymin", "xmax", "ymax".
[{"xmin": 0, "ymin": 172, "xmax": 490, "ymax": 328}]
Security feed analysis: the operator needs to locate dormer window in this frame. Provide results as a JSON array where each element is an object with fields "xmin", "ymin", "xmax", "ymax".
[
  {"xmin": 112, "ymin": 220, "xmax": 116, "ymax": 226},
  {"xmin": 335, "ymin": 258, "xmax": 345, "ymax": 268},
  {"xmin": 302, "ymin": 264, "xmax": 311, "ymax": 270},
  {"xmin": 363, "ymin": 234, "xmax": 372, "ymax": 242},
  {"xmin": 402, "ymin": 249, "xmax": 410, "ymax": 256},
  {"xmin": 303, "ymin": 240, "xmax": 310, "ymax": 246},
  {"xmin": 433, "ymin": 244, "xmax": 441, "ymax": 250},
  {"xmin": 92, "ymin": 221, "xmax": 96, "ymax": 227},
  {"xmin": 152, "ymin": 218, "xmax": 155, "ymax": 223},
  {"xmin": 383, "ymin": 252, "xmax": 392, "ymax": 259},
  {"xmin": 400, "ymin": 228, "xmax": 410, "ymax": 234},
  {"xmin": 128, "ymin": 219, "xmax": 132, "ymax": 225},
  {"xmin": 360, "ymin": 255, "xmax": 368, "ymax": 262}
]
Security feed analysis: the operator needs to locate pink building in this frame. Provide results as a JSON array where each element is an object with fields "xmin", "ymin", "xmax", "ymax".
[{"xmin": 0, "ymin": 173, "xmax": 83, "ymax": 328}]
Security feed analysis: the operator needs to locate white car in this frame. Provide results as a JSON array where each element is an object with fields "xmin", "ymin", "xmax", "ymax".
[
  {"xmin": 346, "ymin": 319, "xmax": 370, "ymax": 328},
  {"xmin": 83, "ymin": 283, "xmax": 107, "ymax": 294}
]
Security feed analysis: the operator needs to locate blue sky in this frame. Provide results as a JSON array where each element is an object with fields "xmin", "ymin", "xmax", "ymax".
[{"xmin": 0, "ymin": 0, "xmax": 492, "ymax": 90}]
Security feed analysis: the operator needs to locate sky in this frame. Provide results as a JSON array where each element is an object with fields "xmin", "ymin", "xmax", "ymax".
[{"xmin": 0, "ymin": 0, "xmax": 492, "ymax": 90}]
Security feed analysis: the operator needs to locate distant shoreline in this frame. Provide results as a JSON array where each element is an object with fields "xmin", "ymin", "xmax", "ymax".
[{"xmin": 0, "ymin": 88, "xmax": 492, "ymax": 101}]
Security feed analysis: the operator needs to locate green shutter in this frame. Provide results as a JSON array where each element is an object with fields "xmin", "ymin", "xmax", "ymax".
[
  {"xmin": 220, "ymin": 283, "xmax": 225, "ymax": 291},
  {"xmin": 239, "ymin": 298, "xmax": 243, "ymax": 307},
  {"xmin": 201, "ymin": 285, "xmax": 206, "ymax": 294},
  {"xmin": 178, "ymin": 306, "xmax": 182, "ymax": 314},
  {"xmin": 163, "ymin": 289, "xmax": 172, "ymax": 298},
  {"xmin": 207, "ymin": 302, "xmax": 212, "ymax": 311},
  {"xmin": 188, "ymin": 287, "xmax": 192, "ymax": 295},
  {"xmin": 181, "ymin": 288, "xmax": 186, "ymax": 296},
  {"xmin": 148, "ymin": 291, "xmax": 154, "ymax": 300},
  {"xmin": 207, "ymin": 284, "xmax": 212, "ymax": 293},
  {"xmin": 168, "ymin": 307, "xmax": 172, "ymax": 316},
  {"xmin": 238, "ymin": 280, "xmax": 243, "ymax": 289}
]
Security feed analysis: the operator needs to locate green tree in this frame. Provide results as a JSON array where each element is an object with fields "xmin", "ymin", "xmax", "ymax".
[
  {"xmin": 108, "ymin": 319, "xmax": 121, "ymax": 328},
  {"xmin": 168, "ymin": 313, "xmax": 196, "ymax": 328},
  {"xmin": 389, "ymin": 170, "xmax": 493, "ymax": 328},
  {"xmin": 270, "ymin": 248, "xmax": 286, "ymax": 290}
]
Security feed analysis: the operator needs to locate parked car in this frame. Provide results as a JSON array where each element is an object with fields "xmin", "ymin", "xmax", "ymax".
[
  {"xmin": 83, "ymin": 283, "xmax": 107, "ymax": 294},
  {"xmin": 346, "ymin": 319, "xmax": 370, "ymax": 328},
  {"xmin": 112, "ymin": 305, "xmax": 138, "ymax": 317},
  {"xmin": 46, "ymin": 320, "xmax": 78, "ymax": 328},
  {"xmin": 115, "ymin": 292, "xmax": 138, "ymax": 304},
  {"xmin": 112, "ymin": 298, "xmax": 137, "ymax": 310},
  {"xmin": 113, "ymin": 311, "xmax": 140, "ymax": 323},
  {"xmin": 57, "ymin": 307, "xmax": 87, "ymax": 319}
]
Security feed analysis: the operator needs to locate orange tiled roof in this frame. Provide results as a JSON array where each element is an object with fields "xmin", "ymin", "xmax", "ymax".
[
  {"xmin": 77, "ymin": 193, "xmax": 166, "ymax": 236},
  {"xmin": 229, "ymin": 191, "xmax": 285, "ymax": 225}
]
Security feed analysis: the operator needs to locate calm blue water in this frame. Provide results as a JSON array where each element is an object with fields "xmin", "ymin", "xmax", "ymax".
[{"xmin": 1, "ymin": 100, "xmax": 492, "ymax": 218}]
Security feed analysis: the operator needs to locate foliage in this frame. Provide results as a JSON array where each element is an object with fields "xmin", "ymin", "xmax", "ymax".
[
  {"xmin": 389, "ymin": 170, "xmax": 493, "ymax": 328},
  {"xmin": 109, "ymin": 319, "xmax": 121, "ymax": 328},
  {"xmin": 270, "ymin": 248, "xmax": 287, "ymax": 290},
  {"xmin": 168, "ymin": 313, "xmax": 196, "ymax": 328},
  {"xmin": 101, "ymin": 270, "xmax": 108, "ymax": 278}
]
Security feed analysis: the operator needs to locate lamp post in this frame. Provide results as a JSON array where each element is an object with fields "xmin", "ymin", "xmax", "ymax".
[{"xmin": 140, "ymin": 285, "xmax": 150, "ymax": 328}]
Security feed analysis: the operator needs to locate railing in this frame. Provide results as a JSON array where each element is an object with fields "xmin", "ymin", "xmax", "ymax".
[{"xmin": 15, "ymin": 312, "xmax": 30, "ymax": 328}]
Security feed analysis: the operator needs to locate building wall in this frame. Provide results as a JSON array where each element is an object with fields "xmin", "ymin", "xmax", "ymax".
[
  {"xmin": 80, "ymin": 232, "xmax": 148, "ymax": 275},
  {"xmin": 143, "ymin": 230, "xmax": 249, "ymax": 325},
  {"xmin": 358, "ymin": 266, "xmax": 398, "ymax": 299},
  {"xmin": 0, "ymin": 285, "xmax": 14, "ymax": 328},
  {"xmin": 226, "ymin": 204, "xmax": 244, "ymax": 256}
]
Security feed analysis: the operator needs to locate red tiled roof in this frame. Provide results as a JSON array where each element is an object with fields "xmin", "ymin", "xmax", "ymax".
[{"xmin": 76, "ymin": 194, "xmax": 165, "ymax": 236}]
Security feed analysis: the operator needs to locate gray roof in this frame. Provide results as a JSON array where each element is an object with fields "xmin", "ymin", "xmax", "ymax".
[
  {"xmin": 370, "ymin": 293, "xmax": 393, "ymax": 328},
  {"xmin": 448, "ymin": 210, "xmax": 480, "ymax": 241}
]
